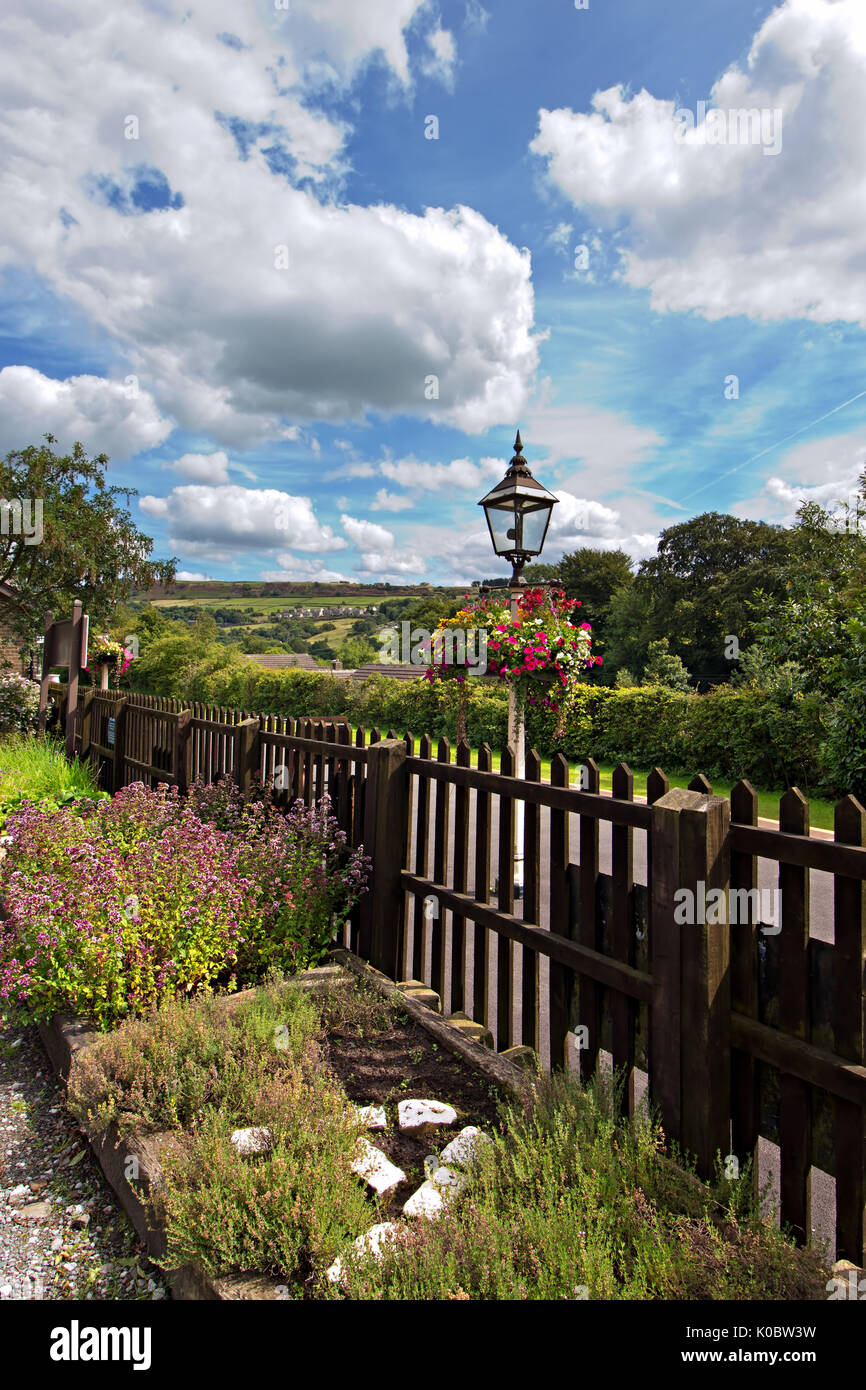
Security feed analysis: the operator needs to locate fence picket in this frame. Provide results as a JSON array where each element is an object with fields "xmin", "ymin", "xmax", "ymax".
[
  {"xmin": 497, "ymin": 745, "xmax": 515, "ymax": 1051},
  {"xmin": 779, "ymin": 788, "xmax": 812, "ymax": 1245},
  {"xmin": 431, "ymin": 737, "xmax": 451, "ymax": 1002},
  {"xmin": 474, "ymin": 743, "xmax": 493, "ymax": 1037}
]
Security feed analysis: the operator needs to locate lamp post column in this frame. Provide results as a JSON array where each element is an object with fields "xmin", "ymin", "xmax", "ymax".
[{"xmin": 508, "ymin": 582, "xmax": 525, "ymax": 898}]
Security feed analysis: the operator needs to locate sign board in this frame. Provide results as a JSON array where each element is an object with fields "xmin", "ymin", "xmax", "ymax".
[
  {"xmin": 107, "ymin": 717, "xmax": 116, "ymax": 748},
  {"xmin": 37, "ymin": 601, "xmax": 88, "ymax": 756},
  {"xmin": 42, "ymin": 618, "xmax": 75, "ymax": 672},
  {"xmin": 41, "ymin": 614, "xmax": 89, "ymax": 675}
]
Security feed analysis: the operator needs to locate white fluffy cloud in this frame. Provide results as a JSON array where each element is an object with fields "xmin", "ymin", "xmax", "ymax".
[
  {"xmin": 0, "ymin": 365, "xmax": 171, "ymax": 460},
  {"xmin": 531, "ymin": 0, "xmax": 866, "ymax": 324},
  {"xmin": 261, "ymin": 553, "xmax": 348, "ymax": 582},
  {"xmin": 340, "ymin": 514, "xmax": 397, "ymax": 551},
  {"xmin": 140, "ymin": 485, "xmax": 348, "ymax": 557},
  {"xmin": 340, "ymin": 512, "xmax": 423, "ymax": 576},
  {"xmin": 163, "ymin": 452, "xmax": 231, "ymax": 484},
  {"xmin": 380, "ymin": 455, "xmax": 504, "ymax": 492},
  {"xmin": 732, "ymin": 429, "xmax": 866, "ymax": 522},
  {"xmin": 0, "ymin": 0, "xmax": 539, "ymax": 446},
  {"xmin": 370, "ymin": 489, "xmax": 415, "ymax": 512}
]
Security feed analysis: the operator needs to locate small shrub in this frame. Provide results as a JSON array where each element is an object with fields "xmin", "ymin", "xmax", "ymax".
[{"xmin": 0, "ymin": 675, "xmax": 40, "ymax": 733}]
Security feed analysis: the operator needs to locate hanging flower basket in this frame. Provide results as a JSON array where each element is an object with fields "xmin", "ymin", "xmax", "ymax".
[
  {"xmin": 83, "ymin": 635, "xmax": 135, "ymax": 686},
  {"xmin": 426, "ymin": 587, "xmax": 601, "ymax": 737}
]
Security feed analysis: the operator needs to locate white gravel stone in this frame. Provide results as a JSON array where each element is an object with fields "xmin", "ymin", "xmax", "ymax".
[
  {"xmin": 352, "ymin": 1105, "xmax": 387, "ymax": 1131},
  {"xmin": 440, "ymin": 1126, "xmax": 492, "ymax": 1168},
  {"xmin": 397, "ymin": 1099, "xmax": 457, "ymax": 1133},
  {"xmin": 326, "ymin": 1222, "xmax": 400, "ymax": 1284},
  {"xmin": 350, "ymin": 1139, "xmax": 406, "ymax": 1196},
  {"xmin": 403, "ymin": 1181, "xmax": 446, "ymax": 1219},
  {"xmin": 229, "ymin": 1126, "xmax": 272, "ymax": 1158}
]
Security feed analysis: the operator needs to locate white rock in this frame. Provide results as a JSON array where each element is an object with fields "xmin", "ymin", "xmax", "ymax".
[
  {"xmin": 429, "ymin": 1165, "xmax": 464, "ymax": 1191},
  {"xmin": 403, "ymin": 1181, "xmax": 446, "ymax": 1219},
  {"xmin": 326, "ymin": 1222, "xmax": 400, "ymax": 1284},
  {"xmin": 351, "ymin": 1139, "xmax": 406, "ymax": 1196},
  {"xmin": 397, "ymin": 1099, "xmax": 457, "ymax": 1133},
  {"xmin": 353, "ymin": 1105, "xmax": 387, "ymax": 1131},
  {"xmin": 230, "ymin": 1126, "xmax": 272, "ymax": 1158},
  {"xmin": 440, "ymin": 1126, "xmax": 492, "ymax": 1168}
]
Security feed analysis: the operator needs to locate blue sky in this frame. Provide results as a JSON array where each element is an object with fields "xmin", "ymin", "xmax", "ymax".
[{"xmin": 0, "ymin": 0, "xmax": 864, "ymax": 583}]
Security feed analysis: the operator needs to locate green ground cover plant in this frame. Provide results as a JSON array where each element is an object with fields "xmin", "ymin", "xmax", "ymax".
[{"xmin": 336, "ymin": 1071, "xmax": 828, "ymax": 1302}]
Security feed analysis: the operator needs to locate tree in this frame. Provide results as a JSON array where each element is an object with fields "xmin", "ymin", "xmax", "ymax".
[
  {"xmin": 641, "ymin": 638, "xmax": 692, "ymax": 691},
  {"xmin": 633, "ymin": 513, "xmax": 794, "ymax": 683},
  {"xmin": 341, "ymin": 635, "xmax": 378, "ymax": 668},
  {"xmin": 523, "ymin": 562, "xmax": 561, "ymax": 584},
  {"xmin": 0, "ymin": 436, "xmax": 176, "ymax": 646},
  {"xmin": 556, "ymin": 548, "xmax": 635, "ymax": 632}
]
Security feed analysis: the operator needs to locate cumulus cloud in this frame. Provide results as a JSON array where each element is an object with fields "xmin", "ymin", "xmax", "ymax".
[
  {"xmin": 140, "ymin": 485, "xmax": 348, "ymax": 557},
  {"xmin": 370, "ymin": 488, "xmax": 415, "ymax": 512},
  {"xmin": 380, "ymin": 455, "xmax": 504, "ymax": 492},
  {"xmin": 340, "ymin": 514, "xmax": 397, "ymax": 551},
  {"xmin": 0, "ymin": 365, "xmax": 171, "ymax": 460},
  {"xmin": 0, "ymin": 0, "xmax": 538, "ymax": 447},
  {"xmin": 175, "ymin": 570, "xmax": 208, "ymax": 580},
  {"xmin": 531, "ymin": 0, "xmax": 866, "ymax": 325},
  {"xmin": 162, "ymin": 452, "xmax": 231, "ymax": 484},
  {"xmin": 340, "ymin": 511, "xmax": 423, "ymax": 576},
  {"xmin": 261, "ymin": 553, "xmax": 348, "ymax": 582}
]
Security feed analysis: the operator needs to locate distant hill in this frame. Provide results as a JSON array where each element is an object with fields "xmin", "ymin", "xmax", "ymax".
[{"xmin": 135, "ymin": 580, "xmax": 464, "ymax": 602}]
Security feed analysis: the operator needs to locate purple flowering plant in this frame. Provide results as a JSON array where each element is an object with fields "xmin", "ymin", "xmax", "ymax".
[{"xmin": 0, "ymin": 778, "xmax": 369, "ymax": 1029}]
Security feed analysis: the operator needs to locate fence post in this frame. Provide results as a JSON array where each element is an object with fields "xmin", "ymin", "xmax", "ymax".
[
  {"xmin": 234, "ymin": 717, "xmax": 260, "ymax": 796},
  {"xmin": 174, "ymin": 709, "xmax": 193, "ymax": 794},
  {"xmin": 79, "ymin": 690, "xmax": 95, "ymax": 761},
  {"xmin": 650, "ymin": 787, "xmax": 731, "ymax": 1179},
  {"xmin": 360, "ymin": 737, "xmax": 409, "ymax": 979},
  {"xmin": 111, "ymin": 697, "xmax": 128, "ymax": 794}
]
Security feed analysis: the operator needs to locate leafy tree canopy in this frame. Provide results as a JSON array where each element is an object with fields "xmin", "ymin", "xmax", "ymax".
[{"xmin": 0, "ymin": 436, "xmax": 176, "ymax": 647}]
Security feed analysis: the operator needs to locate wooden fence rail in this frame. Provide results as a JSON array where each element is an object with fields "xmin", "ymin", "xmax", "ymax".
[{"xmin": 50, "ymin": 683, "xmax": 866, "ymax": 1265}]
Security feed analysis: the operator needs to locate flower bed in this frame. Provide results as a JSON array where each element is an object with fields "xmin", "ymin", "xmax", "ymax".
[
  {"xmin": 0, "ymin": 776, "xmax": 369, "ymax": 1029},
  {"xmin": 53, "ymin": 967, "xmax": 830, "ymax": 1302}
]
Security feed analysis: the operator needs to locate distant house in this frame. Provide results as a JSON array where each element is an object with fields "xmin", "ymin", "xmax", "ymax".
[
  {"xmin": 347, "ymin": 663, "xmax": 422, "ymax": 682},
  {"xmin": 243, "ymin": 653, "xmax": 320, "ymax": 670}
]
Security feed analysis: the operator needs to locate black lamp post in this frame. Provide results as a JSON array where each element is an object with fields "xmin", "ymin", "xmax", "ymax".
[
  {"xmin": 478, "ymin": 428, "xmax": 558, "ymax": 901},
  {"xmin": 478, "ymin": 430, "xmax": 558, "ymax": 585}
]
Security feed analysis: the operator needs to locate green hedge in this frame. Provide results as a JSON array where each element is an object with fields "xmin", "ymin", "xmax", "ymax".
[{"xmin": 184, "ymin": 665, "xmax": 829, "ymax": 794}]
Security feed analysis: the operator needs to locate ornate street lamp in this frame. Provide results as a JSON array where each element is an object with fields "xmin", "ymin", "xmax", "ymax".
[
  {"xmin": 478, "ymin": 430, "xmax": 558, "ymax": 586},
  {"xmin": 479, "ymin": 429, "xmax": 558, "ymax": 899}
]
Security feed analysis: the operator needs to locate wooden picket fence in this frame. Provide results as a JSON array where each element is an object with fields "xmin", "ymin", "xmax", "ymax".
[{"xmin": 52, "ymin": 683, "xmax": 866, "ymax": 1266}]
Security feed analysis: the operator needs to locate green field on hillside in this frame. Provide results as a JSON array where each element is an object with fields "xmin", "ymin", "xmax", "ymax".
[{"xmin": 150, "ymin": 594, "xmax": 388, "ymax": 613}]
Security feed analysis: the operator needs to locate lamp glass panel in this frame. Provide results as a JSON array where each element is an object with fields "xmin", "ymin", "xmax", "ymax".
[
  {"xmin": 484, "ymin": 502, "xmax": 518, "ymax": 555},
  {"xmin": 519, "ymin": 503, "xmax": 553, "ymax": 555}
]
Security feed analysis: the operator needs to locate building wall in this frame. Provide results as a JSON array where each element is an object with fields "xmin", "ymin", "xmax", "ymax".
[{"xmin": 0, "ymin": 610, "xmax": 27, "ymax": 674}]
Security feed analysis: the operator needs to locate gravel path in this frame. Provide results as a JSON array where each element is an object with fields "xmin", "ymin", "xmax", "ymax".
[{"xmin": 0, "ymin": 1023, "xmax": 170, "ymax": 1301}]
